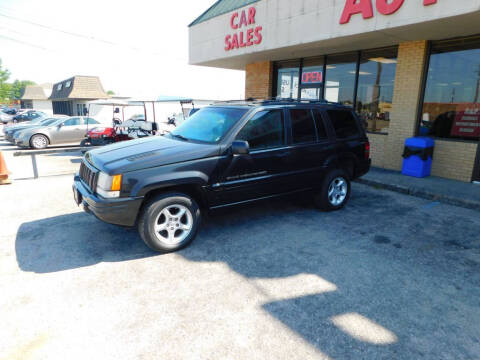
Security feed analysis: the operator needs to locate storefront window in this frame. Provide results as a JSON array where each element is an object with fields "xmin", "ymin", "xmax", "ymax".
[
  {"xmin": 300, "ymin": 56, "xmax": 324, "ymax": 101},
  {"xmin": 356, "ymin": 47, "xmax": 398, "ymax": 134},
  {"xmin": 276, "ymin": 61, "xmax": 300, "ymax": 99},
  {"xmin": 420, "ymin": 38, "xmax": 480, "ymax": 141},
  {"xmin": 324, "ymin": 53, "xmax": 357, "ymax": 106}
]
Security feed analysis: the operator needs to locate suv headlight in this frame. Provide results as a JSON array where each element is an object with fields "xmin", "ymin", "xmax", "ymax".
[{"xmin": 96, "ymin": 172, "xmax": 122, "ymax": 198}]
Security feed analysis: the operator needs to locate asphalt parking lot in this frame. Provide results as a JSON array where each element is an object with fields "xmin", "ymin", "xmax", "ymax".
[{"xmin": 1, "ymin": 173, "xmax": 479, "ymax": 360}]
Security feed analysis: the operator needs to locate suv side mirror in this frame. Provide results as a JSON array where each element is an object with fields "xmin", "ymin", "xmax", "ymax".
[
  {"xmin": 57, "ymin": 123, "xmax": 63, "ymax": 128},
  {"xmin": 232, "ymin": 140, "xmax": 249, "ymax": 155}
]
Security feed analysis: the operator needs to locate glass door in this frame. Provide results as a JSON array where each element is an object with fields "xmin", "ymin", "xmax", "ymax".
[{"xmin": 300, "ymin": 56, "xmax": 324, "ymax": 101}]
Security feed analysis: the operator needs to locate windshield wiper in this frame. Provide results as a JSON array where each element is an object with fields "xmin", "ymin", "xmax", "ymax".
[{"xmin": 170, "ymin": 134, "xmax": 189, "ymax": 141}]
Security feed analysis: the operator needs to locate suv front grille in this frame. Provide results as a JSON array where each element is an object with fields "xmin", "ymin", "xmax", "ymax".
[{"xmin": 79, "ymin": 161, "xmax": 98, "ymax": 192}]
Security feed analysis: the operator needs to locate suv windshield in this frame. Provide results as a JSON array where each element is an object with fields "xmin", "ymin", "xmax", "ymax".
[{"xmin": 169, "ymin": 107, "xmax": 248, "ymax": 143}]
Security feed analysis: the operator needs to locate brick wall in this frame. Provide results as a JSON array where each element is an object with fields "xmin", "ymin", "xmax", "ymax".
[
  {"xmin": 385, "ymin": 40, "xmax": 428, "ymax": 171},
  {"xmin": 245, "ymin": 61, "xmax": 273, "ymax": 100},
  {"xmin": 245, "ymin": 43, "xmax": 479, "ymax": 182},
  {"xmin": 431, "ymin": 140, "xmax": 478, "ymax": 182},
  {"xmin": 369, "ymin": 133, "xmax": 388, "ymax": 168}
]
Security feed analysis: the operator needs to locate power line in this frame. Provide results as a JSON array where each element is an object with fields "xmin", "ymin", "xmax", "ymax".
[
  {"xmin": 0, "ymin": 10, "xmax": 187, "ymax": 61},
  {"xmin": 0, "ymin": 11, "xmax": 117, "ymax": 46},
  {"xmin": 0, "ymin": 34, "xmax": 52, "ymax": 51}
]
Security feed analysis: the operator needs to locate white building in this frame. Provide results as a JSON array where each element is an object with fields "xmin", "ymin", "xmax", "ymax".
[{"xmin": 20, "ymin": 83, "xmax": 53, "ymax": 114}]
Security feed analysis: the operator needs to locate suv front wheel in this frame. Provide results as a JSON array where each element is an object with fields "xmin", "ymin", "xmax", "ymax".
[
  {"xmin": 315, "ymin": 169, "xmax": 351, "ymax": 211},
  {"xmin": 138, "ymin": 192, "xmax": 201, "ymax": 252}
]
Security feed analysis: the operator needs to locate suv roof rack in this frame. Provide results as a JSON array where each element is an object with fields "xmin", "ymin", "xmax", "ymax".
[{"xmin": 213, "ymin": 98, "xmax": 351, "ymax": 107}]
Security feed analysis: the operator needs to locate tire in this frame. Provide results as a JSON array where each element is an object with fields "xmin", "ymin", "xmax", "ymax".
[
  {"xmin": 80, "ymin": 139, "xmax": 90, "ymax": 147},
  {"xmin": 138, "ymin": 192, "xmax": 201, "ymax": 253},
  {"xmin": 315, "ymin": 169, "xmax": 351, "ymax": 211},
  {"xmin": 30, "ymin": 134, "xmax": 48, "ymax": 149}
]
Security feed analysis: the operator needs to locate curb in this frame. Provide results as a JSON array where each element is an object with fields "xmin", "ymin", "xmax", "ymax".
[{"xmin": 356, "ymin": 178, "xmax": 480, "ymax": 211}]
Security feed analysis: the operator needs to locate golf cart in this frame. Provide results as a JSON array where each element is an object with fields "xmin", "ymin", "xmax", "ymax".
[
  {"xmin": 80, "ymin": 99, "xmax": 157, "ymax": 146},
  {"xmin": 80, "ymin": 97, "xmax": 197, "ymax": 146}
]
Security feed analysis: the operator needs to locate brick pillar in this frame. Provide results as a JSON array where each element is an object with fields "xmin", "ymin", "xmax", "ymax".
[
  {"xmin": 245, "ymin": 61, "xmax": 273, "ymax": 100},
  {"xmin": 385, "ymin": 40, "xmax": 428, "ymax": 170}
]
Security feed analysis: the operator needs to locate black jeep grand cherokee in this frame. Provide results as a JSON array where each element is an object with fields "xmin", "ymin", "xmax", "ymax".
[{"xmin": 73, "ymin": 100, "xmax": 370, "ymax": 252}]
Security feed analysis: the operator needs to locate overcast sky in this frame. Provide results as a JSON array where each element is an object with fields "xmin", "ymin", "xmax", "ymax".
[{"xmin": 0, "ymin": 0, "xmax": 245, "ymax": 99}]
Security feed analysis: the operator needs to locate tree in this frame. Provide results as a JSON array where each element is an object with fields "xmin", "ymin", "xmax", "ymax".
[
  {"xmin": 0, "ymin": 59, "xmax": 11, "ymax": 103},
  {"xmin": 10, "ymin": 79, "xmax": 36, "ymax": 100},
  {"xmin": 107, "ymin": 90, "xmax": 115, "ymax": 96}
]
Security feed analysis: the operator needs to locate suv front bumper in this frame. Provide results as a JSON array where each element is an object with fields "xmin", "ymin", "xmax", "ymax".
[{"xmin": 73, "ymin": 175, "xmax": 144, "ymax": 227}]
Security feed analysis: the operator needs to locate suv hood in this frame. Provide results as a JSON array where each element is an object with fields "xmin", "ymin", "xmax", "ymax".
[{"xmin": 86, "ymin": 135, "xmax": 220, "ymax": 174}]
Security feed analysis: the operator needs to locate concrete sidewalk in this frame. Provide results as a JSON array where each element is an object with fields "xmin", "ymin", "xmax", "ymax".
[{"xmin": 357, "ymin": 167, "xmax": 480, "ymax": 211}]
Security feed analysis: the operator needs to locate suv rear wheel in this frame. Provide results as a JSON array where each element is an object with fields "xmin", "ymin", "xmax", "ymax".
[
  {"xmin": 315, "ymin": 169, "xmax": 351, "ymax": 211},
  {"xmin": 138, "ymin": 192, "xmax": 201, "ymax": 252}
]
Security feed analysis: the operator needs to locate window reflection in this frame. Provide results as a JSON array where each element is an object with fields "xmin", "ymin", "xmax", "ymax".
[
  {"xmin": 325, "ymin": 53, "xmax": 357, "ymax": 106},
  {"xmin": 356, "ymin": 48, "xmax": 398, "ymax": 134},
  {"xmin": 421, "ymin": 41, "xmax": 480, "ymax": 141},
  {"xmin": 276, "ymin": 62, "xmax": 300, "ymax": 99}
]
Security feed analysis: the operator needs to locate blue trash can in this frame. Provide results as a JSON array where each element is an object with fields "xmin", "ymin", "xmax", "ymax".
[{"xmin": 401, "ymin": 137, "xmax": 435, "ymax": 178}]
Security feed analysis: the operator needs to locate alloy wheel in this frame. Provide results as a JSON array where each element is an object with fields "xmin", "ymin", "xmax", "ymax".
[
  {"xmin": 153, "ymin": 204, "xmax": 193, "ymax": 244},
  {"xmin": 328, "ymin": 177, "xmax": 348, "ymax": 206}
]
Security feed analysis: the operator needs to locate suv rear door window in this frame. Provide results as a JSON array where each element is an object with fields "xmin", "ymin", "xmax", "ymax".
[
  {"xmin": 328, "ymin": 110, "xmax": 359, "ymax": 139},
  {"xmin": 312, "ymin": 110, "xmax": 328, "ymax": 140},
  {"xmin": 290, "ymin": 109, "xmax": 316, "ymax": 144},
  {"xmin": 236, "ymin": 110, "xmax": 284, "ymax": 150}
]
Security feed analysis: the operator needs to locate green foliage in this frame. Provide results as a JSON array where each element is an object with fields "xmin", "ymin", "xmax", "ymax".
[
  {"xmin": 0, "ymin": 59, "xmax": 11, "ymax": 103},
  {"xmin": 10, "ymin": 79, "xmax": 37, "ymax": 100},
  {"xmin": 107, "ymin": 90, "xmax": 115, "ymax": 96}
]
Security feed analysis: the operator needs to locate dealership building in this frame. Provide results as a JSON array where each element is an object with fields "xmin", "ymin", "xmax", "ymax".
[{"xmin": 189, "ymin": 0, "xmax": 480, "ymax": 182}]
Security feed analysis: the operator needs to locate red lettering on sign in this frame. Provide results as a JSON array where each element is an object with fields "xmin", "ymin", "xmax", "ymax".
[
  {"xmin": 230, "ymin": 12, "xmax": 238, "ymax": 29},
  {"xmin": 376, "ymin": 0, "xmax": 404, "ymax": 15},
  {"xmin": 248, "ymin": 7, "xmax": 256, "ymax": 25},
  {"xmin": 340, "ymin": 0, "xmax": 374, "ymax": 24},
  {"xmin": 341, "ymin": 0, "xmax": 437, "ymax": 24},
  {"xmin": 302, "ymin": 71, "xmax": 323, "ymax": 84},
  {"xmin": 224, "ymin": 35, "xmax": 231, "ymax": 51},
  {"xmin": 246, "ymin": 28, "xmax": 254, "ymax": 46},
  {"xmin": 239, "ymin": 31, "xmax": 246, "ymax": 47},
  {"xmin": 254, "ymin": 26, "xmax": 262, "ymax": 45},
  {"xmin": 225, "ymin": 7, "xmax": 262, "ymax": 52},
  {"xmin": 231, "ymin": 33, "xmax": 239, "ymax": 49},
  {"xmin": 239, "ymin": 10, "xmax": 248, "ymax": 28}
]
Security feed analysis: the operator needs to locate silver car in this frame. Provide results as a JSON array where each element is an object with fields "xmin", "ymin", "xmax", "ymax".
[
  {"xmin": 16, "ymin": 116, "xmax": 101, "ymax": 149},
  {"xmin": 4, "ymin": 116, "xmax": 66, "ymax": 142}
]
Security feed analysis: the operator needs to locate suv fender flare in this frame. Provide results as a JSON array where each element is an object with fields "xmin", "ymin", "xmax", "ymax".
[{"xmin": 132, "ymin": 171, "xmax": 209, "ymax": 198}]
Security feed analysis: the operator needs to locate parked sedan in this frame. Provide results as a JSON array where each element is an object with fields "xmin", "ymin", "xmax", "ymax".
[
  {"xmin": 5, "ymin": 116, "xmax": 67, "ymax": 142},
  {"xmin": 8, "ymin": 110, "xmax": 46, "ymax": 124},
  {"xmin": 16, "ymin": 116, "xmax": 101, "ymax": 149}
]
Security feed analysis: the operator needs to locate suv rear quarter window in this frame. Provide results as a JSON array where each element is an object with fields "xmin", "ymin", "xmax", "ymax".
[
  {"xmin": 328, "ymin": 109, "xmax": 360, "ymax": 139},
  {"xmin": 290, "ymin": 109, "xmax": 316, "ymax": 144}
]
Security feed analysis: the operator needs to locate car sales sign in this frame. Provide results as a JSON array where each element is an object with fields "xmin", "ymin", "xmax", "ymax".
[{"xmin": 225, "ymin": 7, "xmax": 263, "ymax": 51}]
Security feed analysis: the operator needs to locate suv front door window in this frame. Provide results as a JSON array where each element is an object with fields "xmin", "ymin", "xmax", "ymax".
[{"xmin": 217, "ymin": 109, "xmax": 292, "ymax": 204}]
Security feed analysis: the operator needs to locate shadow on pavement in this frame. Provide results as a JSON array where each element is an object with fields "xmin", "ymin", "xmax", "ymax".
[
  {"xmin": 14, "ymin": 188, "xmax": 480, "ymax": 359},
  {"xmin": 15, "ymin": 213, "xmax": 157, "ymax": 273},
  {"xmin": 178, "ymin": 191, "xmax": 480, "ymax": 359}
]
